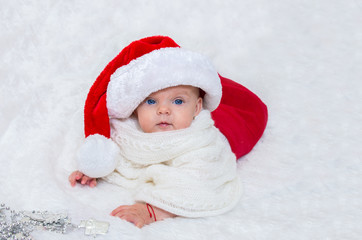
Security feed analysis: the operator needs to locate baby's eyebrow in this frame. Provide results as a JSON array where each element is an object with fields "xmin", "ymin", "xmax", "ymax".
[{"xmin": 173, "ymin": 91, "xmax": 192, "ymax": 97}]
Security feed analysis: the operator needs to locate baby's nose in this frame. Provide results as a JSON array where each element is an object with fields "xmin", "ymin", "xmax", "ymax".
[{"xmin": 157, "ymin": 104, "xmax": 171, "ymax": 115}]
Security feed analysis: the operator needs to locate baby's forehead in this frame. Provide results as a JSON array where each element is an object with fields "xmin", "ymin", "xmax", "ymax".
[{"xmin": 148, "ymin": 85, "xmax": 200, "ymax": 97}]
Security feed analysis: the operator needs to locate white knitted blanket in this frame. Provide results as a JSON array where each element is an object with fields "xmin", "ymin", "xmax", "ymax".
[{"xmin": 105, "ymin": 110, "xmax": 242, "ymax": 217}]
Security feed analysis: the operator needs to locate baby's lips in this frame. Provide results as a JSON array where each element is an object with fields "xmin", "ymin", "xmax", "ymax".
[
  {"xmin": 157, "ymin": 121, "xmax": 171, "ymax": 125},
  {"xmin": 157, "ymin": 122, "xmax": 171, "ymax": 127}
]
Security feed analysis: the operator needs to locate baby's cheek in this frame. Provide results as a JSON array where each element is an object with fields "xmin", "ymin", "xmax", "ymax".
[{"xmin": 176, "ymin": 117, "xmax": 193, "ymax": 130}]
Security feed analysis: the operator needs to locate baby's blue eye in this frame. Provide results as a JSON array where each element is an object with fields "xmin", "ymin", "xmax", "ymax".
[
  {"xmin": 146, "ymin": 99, "xmax": 156, "ymax": 105},
  {"xmin": 173, "ymin": 99, "xmax": 184, "ymax": 105}
]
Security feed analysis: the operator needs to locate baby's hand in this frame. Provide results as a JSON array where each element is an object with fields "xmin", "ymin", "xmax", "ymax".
[
  {"xmin": 68, "ymin": 171, "xmax": 97, "ymax": 188},
  {"xmin": 110, "ymin": 203, "xmax": 155, "ymax": 228},
  {"xmin": 111, "ymin": 203, "xmax": 176, "ymax": 228}
]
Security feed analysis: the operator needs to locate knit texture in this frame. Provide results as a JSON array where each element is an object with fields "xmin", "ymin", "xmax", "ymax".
[{"xmin": 103, "ymin": 110, "xmax": 242, "ymax": 217}]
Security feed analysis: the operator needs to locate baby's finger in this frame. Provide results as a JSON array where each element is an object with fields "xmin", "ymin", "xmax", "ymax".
[
  {"xmin": 89, "ymin": 178, "xmax": 97, "ymax": 188},
  {"xmin": 75, "ymin": 171, "xmax": 84, "ymax": 180},
  {"xmin": 111, "ymin": 205, "xmax": 130, "ymax": 216},
  {"xmin": 68, "ymin": 172, "xmax": 78, "ymax": 186},
  {"xmin": 135, "ymin": 221, "xmax": 144, "ymax": 228},
  {"xmin": 81, "ymin": 175, "xmax": 90, "ymax": 185},
  {"xmin": 111, "ymin": 207, "xmax": 123, "ymax": 216}
]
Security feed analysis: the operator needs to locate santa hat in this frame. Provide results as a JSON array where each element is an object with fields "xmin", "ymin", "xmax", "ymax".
[{"xmin": 77, "ymin": 36, "xmax": 222, "ymax": 178}]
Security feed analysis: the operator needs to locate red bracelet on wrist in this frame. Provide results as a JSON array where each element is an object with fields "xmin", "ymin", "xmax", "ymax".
[{"xmin": 146, "ymin": 203, "xmax": 157, "ymax": 221}]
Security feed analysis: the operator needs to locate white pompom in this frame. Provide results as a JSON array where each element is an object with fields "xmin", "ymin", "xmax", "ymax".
[{"xmin": 77, "ymin": 134, "xmax": 119, "ymax": 178}]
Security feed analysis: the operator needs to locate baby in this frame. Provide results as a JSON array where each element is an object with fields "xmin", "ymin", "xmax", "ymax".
[
  {"xmin": 69, "ymin": 36, "xmax": 267, "ymax": 228},
  {"xmin": 70, "ymin": 84, "xmax": 205, "ymax": 227}
]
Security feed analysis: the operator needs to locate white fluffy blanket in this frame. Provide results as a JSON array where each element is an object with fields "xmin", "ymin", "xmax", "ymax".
[{"xmin": 1, "ymin": 1, "xmax": 361, "ymax": 239}]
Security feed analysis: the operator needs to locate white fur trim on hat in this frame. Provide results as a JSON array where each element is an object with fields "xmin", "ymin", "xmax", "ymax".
[
  {"xmin": 106, "ymin": 47, "xmax": 222, "ymax": 119},
  {"xmin": 77, "ymin": 134, "xmax": 120, "ymax": 178}
]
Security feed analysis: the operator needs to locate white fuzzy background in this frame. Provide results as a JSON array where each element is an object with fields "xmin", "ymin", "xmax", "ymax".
[{"xmin": 1, "ymin": 0, "xmax": 361, "ymax": 239}]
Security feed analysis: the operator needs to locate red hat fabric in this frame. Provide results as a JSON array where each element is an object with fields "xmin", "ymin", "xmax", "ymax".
[{"xmin": 211, "ymin": 76, "xmax": 268, "ymax": 159}]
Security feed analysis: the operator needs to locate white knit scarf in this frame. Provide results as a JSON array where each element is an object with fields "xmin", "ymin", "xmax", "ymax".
[{"xmin": 104, "ymin": 110, "xmax": 242, "ymax": 217}]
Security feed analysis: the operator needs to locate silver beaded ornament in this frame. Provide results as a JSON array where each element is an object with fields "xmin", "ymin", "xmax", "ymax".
[{"xmin": 0, "ymin": 203, "xmax": 109, "ymax": 239}]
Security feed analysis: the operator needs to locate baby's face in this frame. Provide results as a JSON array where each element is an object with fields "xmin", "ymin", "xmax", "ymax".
[{"xmin": 135, "ymin": 85, "xmax": 203, "ymax": 133}]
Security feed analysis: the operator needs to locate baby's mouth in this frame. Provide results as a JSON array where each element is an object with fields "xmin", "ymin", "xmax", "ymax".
[{"xmin": 157, "ymin": 121, "xmax": 172, "ymax": 128}]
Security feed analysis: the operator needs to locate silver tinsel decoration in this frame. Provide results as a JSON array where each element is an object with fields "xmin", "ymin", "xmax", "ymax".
[{"xmin": 0, "ymin": 204, "xmax": 109, "ymax": 239}]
